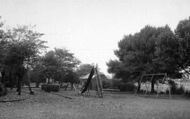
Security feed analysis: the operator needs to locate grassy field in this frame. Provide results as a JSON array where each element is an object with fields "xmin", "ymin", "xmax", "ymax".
[{"xmin": 0, "ymin": 88, "xmax": 190, "ymax": 119}]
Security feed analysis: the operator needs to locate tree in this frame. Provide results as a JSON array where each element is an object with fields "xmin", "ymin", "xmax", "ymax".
[
  {"xmin": 30, "ymin": 57, "xmax": 46, "ymax": 87},
  {"xmin": 42, "ymin": 51, "xmax": 59, "ymax": 82},
  {"xmin": 54, "ymin": 48, "xmax": 80, "ymax": 70},
  {"xmin": 153, "ymin": 26, "xmax": 180, "ymax": 78},
  {"xmin": 41, "ymin": 48, "xmax": 80, "ymax": 84},
  {"xmin": 175, "ymin": 17, "xmax": 190, "ymax": 76},
  {"xmin": 63, "ymin": 70, "xmax": 79, "ymax": 90},
  {"xmin": 107, "ymin": 25, "xmax": 180, "ymax": 92},
  {"xmin": 1, "ymin": 25, "xmax": 47, "ymax": 95},
  {"xmin": 0, "ymin": 17, "xmax": 8, "ymax": 96},
  {"xmin": 76, "ymin": 64, "xmax": 94, "ymax": 77},
  {"xmin": 0, "ymin": 17, "xmax": 9, "ymax": 68}
]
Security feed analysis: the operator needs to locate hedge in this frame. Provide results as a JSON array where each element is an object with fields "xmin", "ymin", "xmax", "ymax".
[
  {"xmin": 118, "ymin": 82, "xmax": 137, "ymax": 92},
  {"xmin": 0, "ymin": 83, "xmax": 7, "ymax": 96},
  {"xmin": 41, "ymin": 84, "xmax": 60, "ymax": 92}
]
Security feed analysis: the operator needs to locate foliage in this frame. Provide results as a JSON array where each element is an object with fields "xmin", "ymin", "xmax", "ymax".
[
  {"xmin": 153, "ymin": 27, "xmax": 180, "ymax": 78},
  {"xmin": 0, "ymin": 23, "xmax": 47, "ymax": 93},
  {"xmin": 108, "ymin": 25, "xmax": 180, "ymax": 83},
  {"xmin": 30, "ymin": 70, "xmax": 46, "ymax": 87},
  {"xmin": 63, "ymin": 70, "xmax": 80, "ymax": 84},
  {"xmin": 111, "ymin": 79, "xmax": 122, "ymax": 89},
  {"xmin": 41, "ymin": 48, "xmax": 80, "ymax": 84},
  {"xmin": 185, "ymin": 91, "xmax": 190, "ymax": 97},
  {"xmin": 167, "ymin": 80, "xmax": 185, "ymax": 95},
  {"xmin": 54, "ymin": 48, "xmax": 80, "ymax": 70},
  {"xmin": 41, "ymin": 84, "xmax": 60, "ymax": 92},
  {"xmin": 4, "ymin": 26, "xmax": 47, "ymax": 67},
  {"xmin": 76, "ymin": 64, "xmax": 94, "ymax": 77},
  {"xmin": 0, "ymin": 22, "xmax": 80, "ymax": 86},
  {"xmin": 102, "ymin": 80, "xmax": 112, "ymax": 89},
  {"xmin": 0, "ymin": 17, "xmax": 79, "ymax": 94},
  {"xmin": 0, "ymin": 82, "xmax": 7, "ymax": 96},
  {"xmin": 42, "ymin": 51, "xmax": 60, "ymax": 80},
  {"xmin": 175, "ymin": 17, "xmax": 190, "ymax": 75},
  {"xmin": 118, "ymin": 82, "xmax": 137, "ymax": 92},
  {"xmin": 0, "ymin": 25, "xmax": 46, "ymax": 68},
  {"xmin": 107, "ymin": 21, "xmax": 190, "ymax": 92}
]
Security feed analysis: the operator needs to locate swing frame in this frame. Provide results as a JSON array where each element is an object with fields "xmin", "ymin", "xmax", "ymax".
[{"xmin": 138, "ymin": 73, "xmax": 171, "ymax": 97}]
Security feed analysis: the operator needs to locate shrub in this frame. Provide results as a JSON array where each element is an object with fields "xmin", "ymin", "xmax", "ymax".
[
  {"xmin": 0, "ymin": 83, "xmax": 7, "ymax": 96},
  {"xmin": 176, "ymin": 86, "xmax": 185, "ymax": 94},
  {"xmin": 185, "ymin": 91, "xmax": 190, "ymax": 97},
  {"xmin": 168, "ymin": 80, "xmax": 185, "ymax": 95},
  {"xmin": 102, "ymin": 80, "xmax": 112, "ymax": 89},
  {"xmin": 118, "ymin": 82, "xmax": 137, "ymax": 92},
  {"xmin": 41, "ymin": 84, "xmax": 60, "ymax": 92},
  {"xmin": 111, "ymin": 79, "xmax": 121, "ymax": 89}
]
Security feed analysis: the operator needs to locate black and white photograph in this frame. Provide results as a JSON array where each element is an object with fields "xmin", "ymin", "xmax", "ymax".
[{"xmin": 0, "ymin": 0, "xmax": 190, "ymax": 119}]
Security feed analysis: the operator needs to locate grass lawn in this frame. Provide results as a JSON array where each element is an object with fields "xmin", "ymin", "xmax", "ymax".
[{"xmin": 0, "ymin": 88, "xmax": 190, "ymax": 119}]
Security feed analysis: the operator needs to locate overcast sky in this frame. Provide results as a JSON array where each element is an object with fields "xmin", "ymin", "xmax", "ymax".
[{"xmin": 0, "ymin": 0, "xmax": 190, "ymax": 76}]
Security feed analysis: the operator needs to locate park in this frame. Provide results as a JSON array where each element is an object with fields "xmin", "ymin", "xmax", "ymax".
[
  {"xmin": 1, "ymin": 0, "xmax": 190, "ymax": 119},
  {"xmin": 0, "ymin": 87, "xmax": 190, "ymax": 119}
]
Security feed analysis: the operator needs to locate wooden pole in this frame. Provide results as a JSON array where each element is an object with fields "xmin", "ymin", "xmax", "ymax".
[
  {"xmin": 95, "ymin": 65, "xmax": 103, "ymax": 98},
  {"xmin": 95, "ymin": 68, "xmax": 100, "ymax": 97}
]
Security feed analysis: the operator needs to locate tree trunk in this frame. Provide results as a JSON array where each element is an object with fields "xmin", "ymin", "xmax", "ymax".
[
  {"xmin": 17, "ymin": 76, "xmax": 21, "ymax": 95},
  {"xmin": 0, "ymin": 83, "xmax": 7, "ymax": 96},
  {"xmin": 151, "ymin": 78, "xmax": 155, "ymax": 93},
  {"xmin": 26, "ymin": 70, "xmax": 34, "ymax": 95},
  {"xmin": 28, "ymin": 83, "xmax": 34, "ymax": 95},
  {"xmin": 137, "ymin": 73, "xmax": 144, "ymax": 93},
  {"xmin": 137, "ymin": 80, "xmax": 141, "ymax": 93},
  {"xmin": 35, "ymin": 82, "xmax": 39, "ymax": 88},
  {"xmin": 70, "ymin": 83, "xmax": 73, "ymax": 90}
]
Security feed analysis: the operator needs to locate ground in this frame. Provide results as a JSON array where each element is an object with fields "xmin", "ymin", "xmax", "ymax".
[{"xmin": 0, "ymin": 88, "xmax": 190, "ymax": 119}]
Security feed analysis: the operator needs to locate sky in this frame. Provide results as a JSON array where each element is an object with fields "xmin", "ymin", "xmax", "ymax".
[{"xmin": 0, "ymin": 0, "xmax": 190, "ymax": 76}]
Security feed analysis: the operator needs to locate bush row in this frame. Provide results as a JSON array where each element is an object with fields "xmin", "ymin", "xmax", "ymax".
[
  {"xmin": 118, "ymin": 82, "xmax": 137, "ymax": 92},
  {"xmin": 0, "ymin": 83, "xmax": 7, "ymax": 96},
  {"xmin": 168, "ymin": 80, "xmax": 185, "ymax": 95},
  {"xmin": 102, "ymin": 79, "xmax": 137, "ymax": 92},
  {"xmin": 41, "ymin": 84, "xmax": 60, "ymax": 92},
  {"xmin": 102, "ymin": 79, "xmax": 121, "ymax": 89}
]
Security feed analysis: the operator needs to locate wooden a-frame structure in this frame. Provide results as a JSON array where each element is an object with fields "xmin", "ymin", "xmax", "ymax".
[{"xmin": 80, "ymin": 65, "xmax": 103, "ymax": 98}]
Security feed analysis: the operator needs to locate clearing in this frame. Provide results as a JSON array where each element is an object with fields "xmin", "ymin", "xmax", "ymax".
[{"xmin": 0, "ymin": 88, "xmax": 190, "ymax": 119}]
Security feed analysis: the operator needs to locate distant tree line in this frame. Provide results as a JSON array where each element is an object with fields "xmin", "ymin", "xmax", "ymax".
[
  {"xmin": 0, "ymin": 16, "xmax": 107, "ymax": 95},
  {"xmin": 31, "ymin": 48, "xmax": 81, "ymax": 87},
  {"xmin": 0, "ymin": 19, "xmax": 47, "ymax": 95}
]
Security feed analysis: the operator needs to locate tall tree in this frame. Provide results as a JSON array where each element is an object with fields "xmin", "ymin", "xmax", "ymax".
[
  {"xmin": 1, "ymin": 25, "xmax": 47, "ymax": 95},
  {"xmin": 175, "ymin": 17, "xmax": 190, "ymax": 76},
  {"xmin": 153, "ymin": 26, "xmax": 180, "ymax": 77},
  {"xmin": 107, "ymin": 25, "xmax": 180, "ymax": 92},
  {"xmin": 41, "ymin": 48, "xmax": 80, "ymax": 84}
]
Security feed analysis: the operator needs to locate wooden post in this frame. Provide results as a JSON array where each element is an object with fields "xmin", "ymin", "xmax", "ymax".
[
  {"xmin": 95, "ymin": 69, "xmax": 100, "ymax": 97},
  {"xmin": 150, "ymin": 75, "xmax": 155, "ymax": 93},
  {"xmin": 95, "ymin": 65, "xmax": 103, "ymax": 98}
]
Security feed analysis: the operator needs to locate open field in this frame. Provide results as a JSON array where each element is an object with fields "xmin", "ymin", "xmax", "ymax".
[{"xmin": 0, "ymin": 88, "xmax": 190, "ymax": 119}]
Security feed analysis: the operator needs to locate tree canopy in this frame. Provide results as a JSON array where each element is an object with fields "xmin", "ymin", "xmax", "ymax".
[
  {"xmin": 175, "ymin": 17, "xmax": 190, "ymax": 75},
  {"xmin": 38, "ymin": 48, "xmax": 80, "ymax": 84},
  {"xmin": 107, "ymin": 17, "xmax": 190, "ymax": 82},
  {"xmin": 0, "ymin": 22, "xmax": 47, "ymax": 94},
  {"xmin": 1, "ymin": 25, "xmax": 47, "ymax": 68},
  {"xmin": 76, "ymin": 64, "xmax": 94, "ymax": 77}
]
